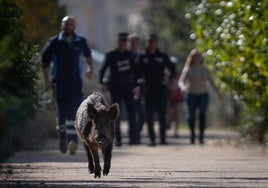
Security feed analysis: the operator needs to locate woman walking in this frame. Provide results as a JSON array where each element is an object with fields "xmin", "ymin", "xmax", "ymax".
[{"xmin": 179, "ymin": 49, "xmax": 221, "ymax": 144}]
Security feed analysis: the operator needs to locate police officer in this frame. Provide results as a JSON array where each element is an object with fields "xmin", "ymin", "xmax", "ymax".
[
  {"xmin": 42, "ymin": 16, "xmax": 94, "ymax": 155},
  {"xmin": 136, "ymin": 34, "xmax": 175, "ymax": 146},
  {"xmin": 99, "ymin": 32, "xmax": 137, "ymax": 146},
  {"xmin": 128, "ymin": 33, "xmax": 145, "ymax": 143}
]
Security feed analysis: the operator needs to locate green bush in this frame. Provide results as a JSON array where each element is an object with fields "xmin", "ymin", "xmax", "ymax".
[
  {"xmin": 187, "ymin": 0, "xmax": 268, "ymax": 143},
  {"xmin": 0, "ymin": 0, "xmax": 39, "ymax": 161}
]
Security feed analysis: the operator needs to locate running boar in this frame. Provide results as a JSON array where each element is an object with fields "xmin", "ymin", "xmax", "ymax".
[{"xmin": 75, "ymin": 92, "xmax": 119, "ymax": 178}]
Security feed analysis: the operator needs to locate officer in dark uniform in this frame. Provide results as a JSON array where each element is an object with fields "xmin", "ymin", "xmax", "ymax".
[
  {"xmin": 128, "ymin": 33, "xmax": 145, "ymax": 144},
  {"xmin": 136, "ymin": 34, "xmax": 175, "ymax": 146},
  {"xmin": 99, "ymin": 32, "xmax": 137, "ymax": 146}
]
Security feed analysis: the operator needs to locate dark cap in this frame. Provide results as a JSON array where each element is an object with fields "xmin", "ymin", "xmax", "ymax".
[
  {"xmin": 147, "ymin": 33, "xmax": 158, "ymax": 41},
  {"xmin": 118, "ymin": 32, "xmax": 128, "ymax": 41}
]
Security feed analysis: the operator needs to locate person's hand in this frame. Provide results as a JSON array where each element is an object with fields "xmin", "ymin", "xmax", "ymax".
[
  {"xmin": 162, "ymin": 77, "xmax": 169, "ymax": 86},
  {"xmin": 99, "ymin": 84, "xmax": 108, "ymax": 92},
  {"xmin": 133, "ymin": 87, "xmax": 140, "ymax": 100},
  {"xmin": 85, "ymin": 69, "xmax": 95, "ymax": 79}
]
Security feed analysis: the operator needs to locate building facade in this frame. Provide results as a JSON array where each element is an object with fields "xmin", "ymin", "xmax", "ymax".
[{"xmin": 59, "ymin": 0, "xmax": 149, "ymax": 52}]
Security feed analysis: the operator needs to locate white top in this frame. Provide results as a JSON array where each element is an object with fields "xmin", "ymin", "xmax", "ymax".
[{"xmin": 179, "ymin": 65, "xmax": 211, "ymax": 94}]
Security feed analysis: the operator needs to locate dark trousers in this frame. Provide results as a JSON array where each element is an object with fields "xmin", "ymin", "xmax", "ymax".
[
  {"xmin": 109, "ymin": 84, "xmax": 137, "ymax": 144},
  {"xmin": 186, "ymin": 93, "xmax": 209, "ymax": 143},
  {"xmin": 134, "ymin": 93, "xmax": 145, "ymax": 141},
  {"xmin": 53, "ymin": 83, "xmax": 83, "ymax": 143},
  {"xmin": 145, "ymin": 88, "xmax": 167, "ymax": 143}
]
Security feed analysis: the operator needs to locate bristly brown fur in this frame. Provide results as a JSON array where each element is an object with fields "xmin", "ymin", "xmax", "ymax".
[{"xmin": 74, "ymin": 91, "xmax": 119, "ymax": 178}]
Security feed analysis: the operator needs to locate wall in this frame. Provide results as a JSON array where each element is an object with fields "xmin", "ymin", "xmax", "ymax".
[{"xmin": 59, "ymin": 0, "xmax": 149, "ymax": 52}]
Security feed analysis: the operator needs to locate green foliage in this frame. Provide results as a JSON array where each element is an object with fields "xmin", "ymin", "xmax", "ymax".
[
  {"xmin": 0, "ymin": 0, "xmax": 39, "ymax": 161},
  {"xmin": 240, "ymin": 107, "xmax": 268, "ymax": 143},
  {"xmin": 188, "ymin": 0, "xmax": 268, "ymax": 142},
  {"xmin": 142, "ymin": 0, "xmax": 195, "ymax": 60},
  {"xmin": 14, "ymin": 0, "xmax": 66, "ymax": 46}
]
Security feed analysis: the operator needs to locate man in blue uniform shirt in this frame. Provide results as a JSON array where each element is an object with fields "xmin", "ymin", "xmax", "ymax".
[
  {"xmin": 99, "ymin": 33, "xmax": 138, "ymax": 146},
  {"xmin": 42, "ymin": 16, "xmax": 94, "ymax": 154},
  {"xmin": 136, "ymin": 34, "xmax": 175, "ymax": 146}
]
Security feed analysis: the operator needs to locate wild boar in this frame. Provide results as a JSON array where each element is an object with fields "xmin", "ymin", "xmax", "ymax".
[{"xmin": 75, "ymin": 92, "xmax": 119, "ymax": 178}]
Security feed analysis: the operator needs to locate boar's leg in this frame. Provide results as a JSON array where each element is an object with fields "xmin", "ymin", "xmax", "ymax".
[
  {"xmin": 81, "ymin": 122, "xmax": 95, "ymax": 174},
  {"xmin": 90, "ymin": 146, "xmax": 101, "ymax": 178},
  {"xmin": 83, "ymin": 143, "xmax": 94, "ymax": 174},
  {"xmin": 102, "ymin": 144, "xmax": 113, "ymax": 176}
]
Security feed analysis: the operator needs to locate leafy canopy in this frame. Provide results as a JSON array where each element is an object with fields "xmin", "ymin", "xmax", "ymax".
[
  {"xmin": 187, "ymin": 0, "xmax": 268, "ymax": 142},
  {"xmin": 188, "ymin": 0, "xmax": 268, "ymax": 109}
]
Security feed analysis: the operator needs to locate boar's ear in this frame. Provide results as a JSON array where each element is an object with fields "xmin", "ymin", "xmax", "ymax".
[
  {"xmin": 109, "ymin": 103, "xmax": 120, "ymax": 120},
  {"xmin": 87, "ymin": 103, "xmax": 97, "ymax": 119}
]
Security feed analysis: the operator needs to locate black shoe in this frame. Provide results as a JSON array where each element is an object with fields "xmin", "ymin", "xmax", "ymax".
[
  {"xmin": 148, "ymin": 142, "xmax": 156, "ymax": 147},
  {"xmin": 199, "ymin": 135, "xmax": 204, "ymax": 145},
  {"xmin": 115, "ymin": 142, "xmax": 122, "ymax": 147},
  {"xmin": 59, "ymin": 138, "xmax": 67, "ymax": 153},
  {"xmin": 191, "ymin": 134, "xmax": 195, "ymax": 145},
  {"xmin": 199, "ymin": 138, "xmax": 204, "ymax": 145},
  {"xmin": 129, "ymin": 141, "xmax": 140, "ymax": 145},
  {"xmin": 160, "ymin": 141, "xmax": 168, "ymax": 145}
]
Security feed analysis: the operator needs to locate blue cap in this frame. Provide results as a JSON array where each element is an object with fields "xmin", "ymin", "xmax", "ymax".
[
  {"xmin": 118, "ymin": 32, "xmax": 128, "ymax": 41},
  {"xmin": 147, "ymin": 33, "xmax": 158, "ymax": 41}
]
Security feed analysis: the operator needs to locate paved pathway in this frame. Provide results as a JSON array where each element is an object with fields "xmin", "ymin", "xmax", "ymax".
[{"xmin": 0, "ymin": 123, "xmax": 268, "ymax": 188}]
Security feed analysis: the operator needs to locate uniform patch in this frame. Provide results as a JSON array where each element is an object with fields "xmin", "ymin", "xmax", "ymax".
[
  {"xmin": 117, "ymin": 60, "xmax": 131, "ymax": 72},
  {"xmin": 155, "ymin": 57, "xmax": 163, "ymax": 63}
]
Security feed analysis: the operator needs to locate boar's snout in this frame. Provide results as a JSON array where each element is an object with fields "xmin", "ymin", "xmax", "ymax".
[{"xmin": 97, "ymin": 134, "xmax": 108, "ymax": 146}]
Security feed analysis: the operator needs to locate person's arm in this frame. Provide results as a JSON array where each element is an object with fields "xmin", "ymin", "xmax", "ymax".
[
  {"xmin": 178, "ymin": 68, "xmax": 188, "ymax": 92},
  {"xmin": 85, "ymin": 56, "xmax": 94, "ymax": 79},
  {"xmin": 166, "ymin": 55, "xmax": 176, "ymax": 79},
  {"xmin": 42, "ymin": 67, "xmax": 51, "ymax": 91},
  {"xmin": 99, "ymin": 53, "xmax": 110, "ymax": 91},
  {"xmin": 134, "ymin": 53, "xmax": 144, "ymax": 83},
  {"xmin": 81, "ymin": 37, "xmax": 94, "ymax": 79},
  {"xmin": 133, "ymin": 53, "xmax": 144, "ymax": 99},
  {"xmin": 41, "ymin": 38, "xmax": 54, "ymax": 91},
  {"xmin": 208, "ymin": 75, "xmax": 222, "ymax": 101},
  {"xmin": 206, "ymin": 67, "xmax": 222, "ymax": 101},
  {"xmin": 162, "ymin": 54, "xmax": 175, "ymax": 85}
]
